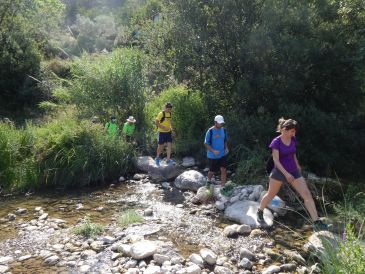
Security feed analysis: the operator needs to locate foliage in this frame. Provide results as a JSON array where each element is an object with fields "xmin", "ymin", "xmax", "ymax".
[
  {"xmin": 68, "ymin": 48, "xmax": 146, "ymax": 124},
  {"xmin": 0, "ymin": 0, "xmax": 65, "ymax": 113},
  {"xmin": 320, "ymin": 224, "xmax": 365, "ymax": 274},
  {"xmin": 117, "ymin": 209, "xmax": 143, "ymax": 227},
  {"xmin": 73, "ymin": 215, "xmax": 104, "ymax": 238},
  {"xmin": 0, "ymin": 115, "xmax": 136, "ymax": 191},
  {"xmin": 0, "ymin": 123, "xmax": 38, "ymax": 190},
  {"xmin": 144, "ymin": 86, "xmax": 209, "ymax": 158}
]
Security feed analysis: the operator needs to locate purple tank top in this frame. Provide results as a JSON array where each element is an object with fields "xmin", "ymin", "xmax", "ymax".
[{"xmin": 269, "ymin": 136, "xmax": 298, "ymax": 172}]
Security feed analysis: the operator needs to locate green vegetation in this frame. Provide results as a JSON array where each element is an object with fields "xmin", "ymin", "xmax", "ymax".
[
  {"xmin": 117, "ymin": 209, "xmax": 143, "ymax": 227},
  {"xmin": 320, "ymin": 224, "xmax": 365, "ymax": 274},
  {"xmin": 73, "ymin": 216, "xmax": 104, "ymax": 238}
]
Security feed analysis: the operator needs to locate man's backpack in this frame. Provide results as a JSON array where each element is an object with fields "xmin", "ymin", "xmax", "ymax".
[
  {"xmin": 207, "ymin": 127, "xmax": 227, "ymax": 145},
  {"xmin": 159, "ymin": 111, "xmax": 171, "ymax": 123}
]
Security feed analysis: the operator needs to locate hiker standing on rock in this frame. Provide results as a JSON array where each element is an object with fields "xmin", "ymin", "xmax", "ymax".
[
  {"xmin": 257, "ymin": 117, "xmax": 328, "ymax": 231},
  {"xmin": 155, "ymin": 102, "xmax": 175, "ymax": 166},
  {"xmin": 204, "ymin": 115, "xmax": 229, "ymax": 187}
]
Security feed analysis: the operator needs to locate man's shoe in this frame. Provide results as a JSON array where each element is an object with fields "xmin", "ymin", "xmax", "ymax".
[
  {"xmin": 257, "ymin": 209, "xmax": 265, "ymax": 222},
  {"xmin": 166, "ymin": 159, "xmax": 175, "ymax": 165},
  {"xmin": 155, "ymin": 157, "xmax": 160, "ymax": 166},
  {"xmin": 313, "ymin": 219, "xmax": 329, "ymax": 232}
]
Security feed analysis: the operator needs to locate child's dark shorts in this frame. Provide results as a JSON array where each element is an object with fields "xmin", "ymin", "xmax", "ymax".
[
  {"xmin": 158, "ymin": 132, "xmax": 172, "ymax": 144},
  {"xmin": 208, "ymin": 156, "xmax": 227, "ymax": 172}
]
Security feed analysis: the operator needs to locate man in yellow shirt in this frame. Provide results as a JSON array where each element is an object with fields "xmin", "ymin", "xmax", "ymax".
[{"xmin": 155, "ymin": 102, "xmax": 175, "ymax": 166}]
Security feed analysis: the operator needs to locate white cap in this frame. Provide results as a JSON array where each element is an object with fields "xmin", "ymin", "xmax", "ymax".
[
  {"xmin": 214, "ymin": 115, "xmax": 225, "ymax": 124},
  {"xmin": 127, "ymin": 116, "xmax": 136, "ymax": 123}
]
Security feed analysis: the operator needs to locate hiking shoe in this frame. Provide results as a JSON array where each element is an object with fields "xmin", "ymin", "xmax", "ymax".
[
  {"xmin": 257, "ymin": 209, "xmax": 264, "ymax": 222},
  {"xmin": 166, "ymin": 159, "xmax": 175, "ymax": 165},
  {"xmin": 313, "ymin": 219, "xmax": 329, "ymax": 232},
  {"xmin": 155, "ymin": 157, "xmax": 161, "ymax": 166}
]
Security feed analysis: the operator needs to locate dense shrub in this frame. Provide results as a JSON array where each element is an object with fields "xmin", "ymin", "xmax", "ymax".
[
  {"xmin": 0, "ymin": 116, "xmax": 136, "ymax": 191},
  {"xmin": 144, "ymin": 86, "xmax": 209, "ymax": 159},
  {"xmin": 69, "ymin": 48, "xmax": 146, "ymax": 125}
]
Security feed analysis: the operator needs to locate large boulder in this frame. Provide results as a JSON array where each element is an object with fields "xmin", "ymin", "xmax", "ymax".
[
  {"xmin": 136, "ymin": 156, "xmax": 183, "ymax": 182},
  {"xmin": 174, "ymin": 170, "xmax": 205, "ymax": 191},
  {"xmin": 304, "ymin": 231, "xmax": 340, "ymax": 256},
  {"xmin": 224, "ymin": 200, "xmax": 273, "ymax": 228},
  {"xmin": 130, "ymin": 240, "xmax": 158, "ymax": 260},
  {"xmin": 259, "ymin": 192, "xmax": 287, "ymax": 216}
]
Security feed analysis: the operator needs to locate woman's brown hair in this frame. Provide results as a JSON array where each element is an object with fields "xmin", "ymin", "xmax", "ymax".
[{"xmin": 276, "ymin": 117, "xmax": 298, "ymax": 132}]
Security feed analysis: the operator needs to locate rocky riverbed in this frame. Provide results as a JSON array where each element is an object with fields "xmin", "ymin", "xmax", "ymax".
[{"xmin": 0, "ymin": 159, "xmax": 336, "ymax": 274}]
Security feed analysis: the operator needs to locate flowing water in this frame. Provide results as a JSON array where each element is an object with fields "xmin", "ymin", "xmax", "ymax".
[{"xmin": 0, "ymin": 181, "xmax": 315, "ymax": 273}]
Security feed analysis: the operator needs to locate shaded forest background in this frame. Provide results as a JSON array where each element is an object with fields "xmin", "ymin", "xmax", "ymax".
[{"xmin": 1, "ymin": 0, "xmax": 365, "ymax": 191}]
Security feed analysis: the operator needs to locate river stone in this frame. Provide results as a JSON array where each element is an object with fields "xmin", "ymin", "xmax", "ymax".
[
  {"xmin": 283, "ymin": 250, "xmax": 305, "ymax": 265},
  {"xmin": 98, "ymin": 236, "xmax": 116, "ymax": 244},
  {"xmin": 223, "ymin": 224, "xmax": 239, "ymax": 237},
  {"xmin": 186, "ymin": 264, "xmax": 201, "ymax": 274},
  {"xmin": 238, "ymin": 258, "xmax": 253, "ymax": 269},
  {"xmin": 144, "ymin": 265, "xmax": 162, "ymax": 274},
  {"xmin": 130, "ymin": 240, "xmax": 157, "ymax": 259},
  {"xmin": 237, "ymin": 224, "xmax": 251, "ymax": 235},
  {"xmin": 153, "ymin": 254, "xmax": 170, "ymax": 265},
  {"xmin": 79, "ymin": 265, "xmax": 91, "ymax": 273},
  {"xmin": 304, "ymin": 231, "xmax": 340, "ymax": 255},
  {"xmin": 81, "ymin": 249, "xmax": 96, "ymax": 258},
  {"xmin": 133, "ymin": 173, "xmax": 146, "ymax": 180},
  {"xmin": 149, "ymin": 160, "xmax": 184, "ymax": 182},
  {"xmin": 174, "ymin": 170, "xmax": 205, "ymax": 191},
  {"xmin": 224, "ymin": 201, "xmax": 273, "ymax": 227},
  {"xmin": 0, "ymin": 265, "xmax": 9, "ymax": 273},
  {"xmin": 38, "ymin": 213, "xmax": 48, "ymax": 220},
  {"xmin": 0, "ymin": 218, "xmax": 8, "ymax": 224},
  {"xmin": 44, "ymin": 255, "xmax": 60, "ymax": 266},
  {"xmin": 182, "ymin": 157, "xmax": 195, "ymax": 167},
  {"xmin": 144, "ymin": 208, "xmax": 154, "ymax": 216},
  {"xmin": 262, "ymin": 265, "xmax": 281, "ymax": 274},
  {"xmin": 126, "ymin": 268, "xmax": 139, "ymax": 274},
  {"xmin": 189, "ymin": 253, "xmax": 204, "ymax": 267},
  {"xmin": 0, "ymin": 256, "xmax": 14, "ymax": 264},
  {"xmin": 125, "ymin": 259, "xmax": 138, "ymax": 268},
  {"xmin": 136, "ymin": 156, "xmax": 155, "ymax": 172},
  {"xmin": 16, "ymin": 208, "xmax": 27, "ymax": 214},
  {"xmin": 7, "ymin": 213, "xmax": 16, "ymax": 221},
  {"xmin": 90, "ymin": 241, "xmax": 105, "ymax": 251},
  {"xmin": 215, "ymin": 201, "xmax": 226, "ymax": 211},
  {"xmin": 199, "ymin": 248, "xmax": 217, "ymax": 265},
  {"xmin": 214, "ymin": 266, "xmax": 232, "ymax": 274},
  {"xmin": 196, "ymin": 186, "xmax": 212, "ymax": 203},
  {"xmin": 240, "ymin": 248, "xmax": 255, "ymax": 260}
]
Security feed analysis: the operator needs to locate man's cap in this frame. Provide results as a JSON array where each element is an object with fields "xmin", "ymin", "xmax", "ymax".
[
  {"xmin": 214, "ymin": 115, "xmax": 225, "ymax": 124},
  {"xmin": 127, "ymin": 116, "xmax": 136, "ymax": 123},
  {"xmin": 111, "ymin": 115, "xmax": 116, "ymax": 119}
]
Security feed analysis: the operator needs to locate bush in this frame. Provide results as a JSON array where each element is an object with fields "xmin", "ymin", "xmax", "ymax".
[
  {"xmin": 73, "ymin": 216, "xmax": 104, "ymax": 238},
  {"xmin": 0, "ymin": 123, "xmax": 38, "ymax": 190},
  {"xmin": 34, "ymin": 117, "xmax": 135, "ymax": 188},
  {"xmin": 320, "ymin": 224, "xmax": 365, "ymax": 274},
  {"xmin": 117, "ymin": 209, "xmax": 143, "ymax": 227},
  {"xmin": 144, "ymin": 86, "xmax": 209, "ymax": 159},
  {"xmin": 69, "ymin": 48, "xmax": 146, "ymax": 126}
]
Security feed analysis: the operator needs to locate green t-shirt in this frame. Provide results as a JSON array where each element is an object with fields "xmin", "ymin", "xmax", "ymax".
[
  {"xmin": 105, "ymin": 122, "xmax": 118, "ymax": 136},
  {"xmin": 122, "ymin": 122, "xmax": 135, "ymax": 136}
]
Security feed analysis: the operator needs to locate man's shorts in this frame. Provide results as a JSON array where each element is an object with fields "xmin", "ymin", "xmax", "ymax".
[
  {"xmin": 158, "ymin": 132, "xmax": 172, "ymax": 144},
  {"xmin": 208, "ymin": 156, "xmax": 227, "ymax": 172},
  {"xmin": 270, "ymin": 168, "xmax": 302, "ymax": 183}
]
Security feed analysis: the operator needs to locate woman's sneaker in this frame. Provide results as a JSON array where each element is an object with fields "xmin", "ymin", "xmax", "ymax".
[
  {"xmin": 313, "ymin": 219, "xmax": 329, "ymax": 232},
  {"xmin": 166, "ymin": 159, "xmax": 175, "ymax": 165},
  {"xmin": 257, "ymin": 209, "xmax": 264, "ymax": 222}
]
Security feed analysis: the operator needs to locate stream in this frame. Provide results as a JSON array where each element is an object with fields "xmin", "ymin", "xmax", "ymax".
[{"xmin": 0, "ymin": 176, "xmax": 317, "ymax": 274}]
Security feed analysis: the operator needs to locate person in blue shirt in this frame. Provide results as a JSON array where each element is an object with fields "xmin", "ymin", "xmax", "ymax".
[{"xmin": 204, "ymin": 115, "xmax": 229, "ymax": 186}]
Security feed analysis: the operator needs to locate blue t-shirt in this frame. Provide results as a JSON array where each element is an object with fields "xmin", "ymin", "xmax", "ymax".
[
  {"xmin": 204, "ymin": 127, "xmax": 227, "ymax": 159},
  {"xmin": 269, "ymin": 136, "xmax": 298, "ymax": 172}
]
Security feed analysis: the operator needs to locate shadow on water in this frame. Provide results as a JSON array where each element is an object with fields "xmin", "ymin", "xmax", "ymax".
[{"xmin": 161, "ymin": 187, "xmax": 185, "ymax": 205}]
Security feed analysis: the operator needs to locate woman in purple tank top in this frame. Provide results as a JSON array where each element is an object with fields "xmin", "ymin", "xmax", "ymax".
[{"xmin": 257, "ymin": 118, "xmax": 328, "ymax": 231}]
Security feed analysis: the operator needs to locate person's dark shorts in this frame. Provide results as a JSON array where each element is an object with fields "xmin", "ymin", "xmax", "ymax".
[
  {"xmin": 208, "ymin": 156, "xmax": 227, "ymax": 172},
  {"xmin": 158, "ymin": 132, "xmax": 172, "ymax": 144},
  {"xmin": 270, "ymin": 168, "xmax": 302, "ymax": 183}
]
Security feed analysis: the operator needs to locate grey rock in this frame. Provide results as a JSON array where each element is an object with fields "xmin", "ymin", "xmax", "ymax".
[
  {"xmin": 174, "ymin": 170, "xmax": 205, "ymax": 191},
  {"xmin": 262, "ymin": 265, "xmax": 281, "ymax": 274},
  {"xmin": 38, "ymin": 213, "xmax": 48, "ymax": 220},
  {"xmin": 239, "ymin": 248, "xmax": 255, "ymax": 260},
  {"xmin": 144, "ymin": 265, "xmax": 162, "ymax": 274},
  {"xmin": 79, "ymin": 265, "xmax": 91, "ymax": 273},
  {"xmin": 16, "ymin": 208, "xmax": 27, "ymax": 214},
  {"xmin": 214, "ymin": 266, "xmax": 232, "ymax": 274},
  {"xmin": 153, "ymin": 254, "xmax": 170, "ymax": 265},
  {"xmin": 130, "ymin": 240, "xmax": 157, "ymax": 259},
  {"xmin": 280, "ymin": 263, "xmax": 297, "ymax": 272},
  {"xmin": 182, "ymin": 157, "xmax": 195, "ymax": 167},
  {"xmin": 0, "ymin": 256, "xmax": 14, "ymax": 264},
  {"xmin": 224, "ymin": 200, "xmax": 273, "ymax": 227},
  {"xmin": 0, "ymin": 265, "xmax": 9, "ymax": 273},
  {"xmin": 186, "ymin": 264, "xmax": 201, "ymax": 274},
  {"xmin": 238, "ymin": 258, "xmax": 253, "ymax": 269},
  {"xmin": 189, "ymin": 253, "xmax": 204, "ymax": 267},
  {"xmin": 44, "ymin": 255, "xmax": 60, "ymax": 266},
  {"xmin": 200, "ymin": 248, "xmax": 217, "ymax": 265}
]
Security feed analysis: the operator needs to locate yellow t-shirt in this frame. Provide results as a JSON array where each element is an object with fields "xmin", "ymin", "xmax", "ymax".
[{"xmin": 156, "ymin": 111, "xmax": 172, "ymax": 132}]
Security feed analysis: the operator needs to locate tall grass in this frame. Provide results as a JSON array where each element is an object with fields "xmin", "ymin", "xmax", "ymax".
[
  {"xmin": 73, "ymin": 216, "xmax": 104, "ymax": 238},
  {"xmin": 0, "ymin": 116, "xmax": 136, "ymax": 191},
  {"xmin": 117, "ymin": 209, "xmax": 143, "ymax": 227}
]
